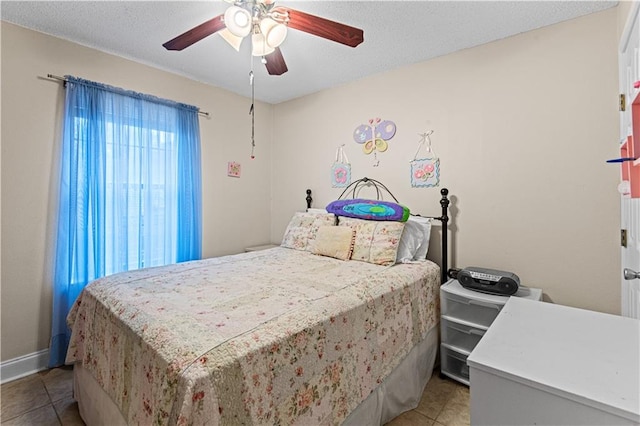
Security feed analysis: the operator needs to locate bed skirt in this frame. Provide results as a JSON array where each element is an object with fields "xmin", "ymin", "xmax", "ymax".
[
  {"xmin": 343, "ymin": 326, "xmax": 438, "ymax": 425},
  {"xmin": 73, "ymin": 326, "xmax": 438, "ymax": 425}
]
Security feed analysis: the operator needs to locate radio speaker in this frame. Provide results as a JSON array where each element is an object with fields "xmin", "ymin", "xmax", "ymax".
[{"xmin": 456, "ymin": 267, "xmax": 520, "ymax": 296}]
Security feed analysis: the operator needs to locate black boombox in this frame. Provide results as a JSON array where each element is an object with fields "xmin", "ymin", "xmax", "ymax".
[{"xmin": 448, "ymin": 267, "xmax": 520, "ymax": 296}]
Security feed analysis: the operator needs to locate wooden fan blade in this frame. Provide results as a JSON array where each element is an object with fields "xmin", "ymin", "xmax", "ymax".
[
  {"xmin": 163, "ymin": 14, "xmax": 225, "ymax": 51},
  {"xmin": 264, "ymin": 48, "xmax": 288, "ymax": 76},
  {"xmin": 283, "ymin": 8, "xmax": 364, "ymax": 48}
]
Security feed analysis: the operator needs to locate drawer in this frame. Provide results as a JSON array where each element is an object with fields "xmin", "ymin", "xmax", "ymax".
[
  {"xmin": 440, "ymin": 290, "xmax": 503, "ymax": 328},
  {"xmin": 441, "ymin": 316, "xmax": 487, "ymax": 353},
  {"xmin": 441, "ymin": 344, "xmax": 470, "ymax": 385}
]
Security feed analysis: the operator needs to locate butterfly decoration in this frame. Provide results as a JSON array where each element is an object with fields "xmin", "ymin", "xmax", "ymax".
[{"xmin": 353, "ymin": 118, "xmax": 396, "ymax": 166}]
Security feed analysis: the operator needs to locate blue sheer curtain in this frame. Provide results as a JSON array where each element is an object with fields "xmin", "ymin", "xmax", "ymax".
[{"xmin": 49, "ymin": 76, "xmax": 202, "ymax": 367}]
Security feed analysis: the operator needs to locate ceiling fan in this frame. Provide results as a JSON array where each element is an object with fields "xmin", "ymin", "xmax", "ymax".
[{"xmin": 163, "ymin": 0, "xmax": 364, "ymax": 76}]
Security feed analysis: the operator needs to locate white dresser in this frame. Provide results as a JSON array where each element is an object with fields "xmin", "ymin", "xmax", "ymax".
[{"xmin": 467, "ymin": 297, "xmax": 640, "ymax": 425}]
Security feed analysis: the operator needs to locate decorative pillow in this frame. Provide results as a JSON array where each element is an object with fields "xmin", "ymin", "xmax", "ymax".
[
  {"xmin": 311, "ymin": 226, "xmax": 355, "ymax": 260},
  {"xmin": 326, "ymin": 199, "xmax": 410, "ymax": 222},
  {"xmin": 281, "ymin": 212, "xmax": 337, "ymax": 251},
  {"xmin": 338, "ymin": 217, "xmax": 405, "ymax": 266},
  {"xmin": 396, "ymin": 216, "xmax": 433, "ymax": 263}
]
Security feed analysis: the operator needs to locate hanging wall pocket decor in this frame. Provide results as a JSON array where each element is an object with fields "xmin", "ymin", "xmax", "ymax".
[
  {"xmin": 410, "ymin": 130, "xmax": 440, "ymax": 187},
  {"xmin": 331, "ymin": 144, "xmax": 351, "ymax": 188}
]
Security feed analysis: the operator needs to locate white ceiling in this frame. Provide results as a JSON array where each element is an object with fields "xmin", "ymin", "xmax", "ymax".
[{"xmin": 1, "ymin": 1, "xmax": 617, "ymax": 104}]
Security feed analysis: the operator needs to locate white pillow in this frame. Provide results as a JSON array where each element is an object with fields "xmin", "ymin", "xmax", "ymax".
[
  {"xmin": 307, "ymin": 208, "xmax": 329, "ymax": 214},
  {"xmin": 396, "ymin": 216, "xmax": 432, "ymax": 263}
]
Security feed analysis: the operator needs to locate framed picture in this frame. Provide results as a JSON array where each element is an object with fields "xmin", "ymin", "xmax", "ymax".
[
  {"xmin": 410, "ymin": 158, "xmax": 440, "ymax": 187},
  {"xmin": 331, "ymin": 163, "xmax": 351, "ymax": 188},
  {"xmin": 227, "ymin": 161, "xmax": 241, "ymax": 178},
  {"xmin": 331, "ymin": 145, "xmax": 351, "ymax": 188}
]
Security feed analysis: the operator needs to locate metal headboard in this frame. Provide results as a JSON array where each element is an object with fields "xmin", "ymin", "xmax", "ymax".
[
  {"xmin": 336, "ymin": 177, "xmax": 401, "ymax": 203},
  {"xmin": 305, "ymin": 177, "xmax": 451, "ymax": 284}
]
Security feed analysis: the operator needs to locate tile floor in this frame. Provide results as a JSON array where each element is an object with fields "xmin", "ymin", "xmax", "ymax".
[
  {"xmin": 0, "ymin": 367, "xmax": 468, "ymax": 426},
  {"xmin": 0, "ymin": 366, "xmax": 82, "ymax": 426},
  {"xmin": 385, "ymin": 373, "xmax": 470, "ymax": 426}
]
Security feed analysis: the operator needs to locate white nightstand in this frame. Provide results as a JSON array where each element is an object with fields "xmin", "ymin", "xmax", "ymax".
[
  {"xmin": 244, "ymin": 244, "xmax": 279, "ymax": 252},
  {"xmin": 439, "ymin": 279, "xmax": 542, "ymax": 385}
]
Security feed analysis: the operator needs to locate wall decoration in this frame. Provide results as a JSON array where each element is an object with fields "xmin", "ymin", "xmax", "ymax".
[
  {"xmin": 410, "ymin": 131, "xmax": 440, "ymax": 187},
  {"xmin": 331, "ymin": 144, "xmax": 351, "ymax": 188},
  {"xmin": 353, "ymin": 117, "xmax": 396, "ymax": 166},
  {"xmin": 227, "ymin": 161, "xmax": 241, "ymax": 178}
]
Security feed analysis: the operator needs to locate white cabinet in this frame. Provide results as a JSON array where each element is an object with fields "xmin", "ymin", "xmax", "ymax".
[
  {"xmin": 467, "ymin": 297, "xmax": 640, "ymax": 425},
  {"xmin": 439, "ymin": 280, "xmax": 542, "ymax": 385}
]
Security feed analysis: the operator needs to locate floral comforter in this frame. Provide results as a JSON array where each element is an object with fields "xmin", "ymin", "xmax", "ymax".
[{"xmin": 66, "ymin": 247, "xmax": 440, "ymax": 425}]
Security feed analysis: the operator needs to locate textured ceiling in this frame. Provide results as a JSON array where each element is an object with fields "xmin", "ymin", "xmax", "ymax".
[{"xmin": 1, "ymin": 1, "xmax": 617, "ymax": 104}]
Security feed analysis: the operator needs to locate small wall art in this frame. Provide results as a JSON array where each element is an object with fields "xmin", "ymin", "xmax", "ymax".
[
  {"xmin": 331, "ymin": 144, "xmax": 351, "ymax": 188},
  {"xmin": 353, "ymin": 117, "xmax": 396, "ymax": 166},
  {"xmin": 410, "ymin": 131, "xmax": 440, "ymax": 187},
  {"xmin": 227, "ymin": 161, "xmax": 241, "ymax": 178}
]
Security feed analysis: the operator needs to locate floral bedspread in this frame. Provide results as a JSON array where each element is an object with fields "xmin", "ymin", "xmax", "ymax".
[{"xmin": 66, "ymin": 248, "xmax": 440, "ymax": 425}]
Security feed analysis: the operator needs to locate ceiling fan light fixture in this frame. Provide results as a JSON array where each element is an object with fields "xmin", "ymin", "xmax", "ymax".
[
  {"xmin": 224, "ymin": 6, "xmax": 252, "ymax": 37},
  {"xmin": 259, "ymin": 17, "xmax": 287, "ymax": 48},
  {"xmin": 252, "ymin": 31, "xmax": 275, "ymax": 56},
  {"xmin": 163, "ymin": 0, "xmax": 364, "ymax": 79},
  {"xmin": 219, "ymin": 28, "xmax": 244, "ymax": 51}
]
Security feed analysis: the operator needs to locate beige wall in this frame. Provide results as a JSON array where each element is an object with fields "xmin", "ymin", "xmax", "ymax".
[
  {"xmin": 618, "ymin": 1, "xmax": 635, "ymax": 40},
  {"xmin": 271, "ymin": 8, "xmax": 621, "ymax": 315},
  {"xmin": 0, "ymin": 22, "xmax": 274, "ymax": 361}
]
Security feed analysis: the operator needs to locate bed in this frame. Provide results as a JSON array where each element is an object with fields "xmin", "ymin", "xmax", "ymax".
[{"xmin": 66, "ymin": 178, "xmax": 451, "ymax": 425}]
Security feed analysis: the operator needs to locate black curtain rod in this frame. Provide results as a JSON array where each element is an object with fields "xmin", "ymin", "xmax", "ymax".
[{"xmin": 46, "ymin": 74, "xmax": 210, "ymax": 118}]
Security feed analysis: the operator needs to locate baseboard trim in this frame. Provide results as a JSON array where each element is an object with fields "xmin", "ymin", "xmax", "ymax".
[{"xmin": 0, "ymin": 349, "xmax": 49, "ymax": 384}]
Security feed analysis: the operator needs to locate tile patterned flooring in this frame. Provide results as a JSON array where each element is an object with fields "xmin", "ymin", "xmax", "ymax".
[
  {"xmin": 0, "ymin": 366, "xmax": 83, "ymax": 425},
  {"xmin": 0, "ymin": 367, "xmax": 469, "ymax": 425},
  {"xmin": 385, "ymin": 373, "xmax": 470, "ymax": 426}
]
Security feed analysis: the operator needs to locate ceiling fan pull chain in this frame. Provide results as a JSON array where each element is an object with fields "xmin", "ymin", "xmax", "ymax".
[{"xmin": 249, "ymin": 68, "xmax": 256, "ymax": 159}]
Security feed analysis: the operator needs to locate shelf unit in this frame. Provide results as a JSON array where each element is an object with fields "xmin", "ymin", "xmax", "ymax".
[
  {"xmin": 619, "ymin": 4, "xmax": 640, "ymax": 199},
  {"xmin": 439, "ymin": 279, "xmax": 542, "ymax": 385},
  {"xmin": 622, "ymin": 96, "xmax": 640, "ymax": 197}
]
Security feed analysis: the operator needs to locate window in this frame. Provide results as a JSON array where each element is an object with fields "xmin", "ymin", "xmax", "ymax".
[{"xmin": 102, "ymin": 122, "xmax": 179, "ymax": 273}]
